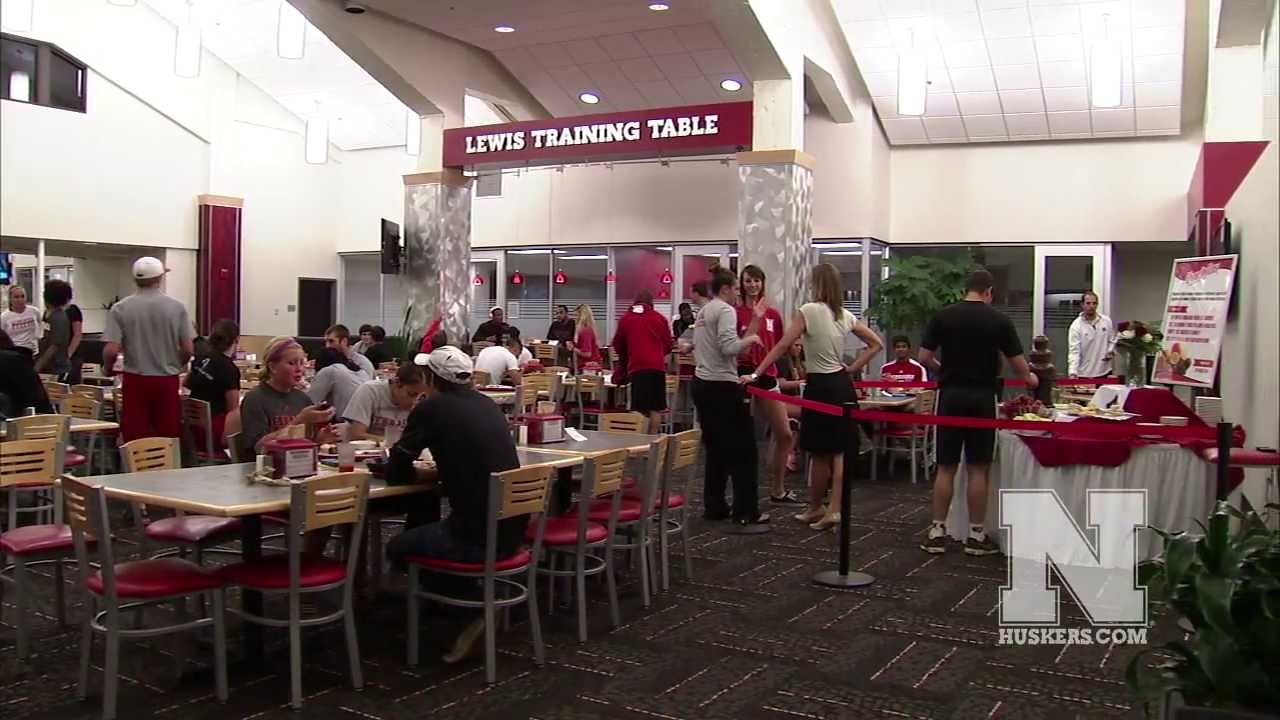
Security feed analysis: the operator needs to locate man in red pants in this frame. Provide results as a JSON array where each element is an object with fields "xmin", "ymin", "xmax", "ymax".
[{"xmin": 103, "ymin": 257, "xmax": 194, "ymax": 442}]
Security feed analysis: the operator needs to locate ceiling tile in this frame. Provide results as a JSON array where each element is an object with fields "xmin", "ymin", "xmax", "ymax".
[
  {"xmin": 527, "ymin": 43, "xmax": 576, "ymax": 68},
  {"xmin": 1134, "ymin": 54, "xmax": 1182, "ymax": 83},
  {"xmin": 1039, "ymin": 60, "xmax": 1086, "ymax": 87},
  {"xmin": 924, "ymin": 115, "xmax": 967, "ymax": 138},
  {"xmin": 895, "ymin": 138, "xmax": 934, "ymax": 144},
  {"xmin": 564, "ymin": 38, "xmax": 610, "ymax": 65},
  {"xmin": 964, "ymin": 113, "xmax": 1008, "ymax": 136},
  {"xmin": 937, "ymin": 13, "xmax": 983, "ymax": 42},
  {"xmin": 982, "ymin": 8, "xmax": 1033, "ymax": 38},
  {"xmin": 950, "ymin": 66, "xmax": 997, "ymax": 92},
  {"xmin": 845, "ymin": 20, "xmax": 894, "ymax": 48},
  {"xmin": 597, "ymin": 33, "xmax": 649, "ymax": 61},
  {"xmin": 1035, "ymin": 35, "xmax": 1083, "ymax": 63},
  {"xmin": 944, "ymin": 40, "xmax": 990, "ymax": 67},
  {"xmin": 634, "ymin": 28, "xmax": 685, "ymax": 55},
  {"xmin": 994, "ymin": 64, "xmax": 1041, "ymax": 90},
  {"xmin": 604, "ymin": 85, "xmax": 647, "ymax": 111},
  {"xmin": 653, "ymin": 53, "xmax": 704, "ymax": 81},
  {"xmin": 864, "ymin": 72, "xmax": 900, "ymax": 96},
  {"xmin": 547, "ymin": 65, "xmax": 595, "ymax": 95},
  {"xmin": 1043, "ymin": 85, "xmax": 1090, "ymax": 111},
  {"xmin": 712, "ymin": 79, "xmax": 753, "ymax": 101},
  {"xmin": 873, "ymin": 96, "xmax": 901, "ymax": 119},
  {"xmin": 987, "ymin": 37, "xmax": 1036, "ymax": 65},
  {"xmin": 618, "ymin": 57, "xmax": 666, "ymax": 84},
  {"xmin": 957, "ymin": 91, "xmax": 1002, "ymax": 114},
  {"xmin": 673, "ymin": 24, "xmax": 725, "ymax": 52},
  {"xmin": 670, "ymin": 76, "xmax": 719, "ymax": 104},
  {"xmin": 1134, "ymin": 80, "xmax": 1181, "ymax": 107},
  {"xmin": 1136, "ymin": 106, "xmax": 1180, "ymax": 131},
  {"xmin": 1006, "ymin": 111, "xmax": 1049, "ymax": 135},
  {"xmin": 691, "ymin": 49, "xmax": 740, "ymax": 75},
  {"xmin": 1133, "ymin": 26, "xmax": 1182, "ymax": 56},
  {"xmin": 1010, "ymin": 134, "xmax": 1050, "ymax": 141},
  {"xmin": 926, "ymin": 65, "xmax": 954, "ymax": 92},
  {"xmin": 1095, "ymin": 130, "xmax": 1138, "ymax": 137},
  {"xmin": 859, "ymin": 46, "xmax": 901, "ymax": 73},
  {"xmin": 931, "ymin": 0, "xmax": 978, "ymax": 13},
  {"xmin": 883, "ymin": 117, "xmax": 929, "ymax": 141},
  {"xmin": 633, "ymin": 80, "xmax": 684, "ymax": 107},
  {"xmin": 977, "ymin": 0, "xmax": 1026, "ymax": 8},
  {"xmin": 884, "ymin": 0, "xmax": 931, "ymax": 18},
  {"xmin": 1029, "ymin": 5, "xmax": 1080, "ymax": 36},
  {"xmin": 834, "ymin": 0, "xmax": 887, "ymax": 22},
  {"xmin": 1092, "ymin": 108, "xmax": 1136, "ymax": 132},
  {"xmin": 580, "ymin": 61, "xmax": 628, "ymax": 88},
  {"xmin": 926, "ymin": 92, "xmax": 961, "ymax": 115},
  {"xmin": 1047, "ymin": 110, "xmax": 1091, "ymax": 133},
  {"xmin": 1000, "ymin": 88, "xmax": 1045, "ymax": 113},
  {"xmin": 1131, "ymin": 0, "xmax": 1184, "ymax": 29}
]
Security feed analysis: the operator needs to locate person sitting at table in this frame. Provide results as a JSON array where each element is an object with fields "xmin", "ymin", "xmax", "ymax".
[
  {"xmin": 343, "ymin": 361, "xmax": 429, "ymax": 442},
  {"xmin": 880, "ymin": 335, "xmax": 929, "ymax": 385},
  {"xmin": 0, "ymin": 328, "xmax": 54, "ymax": 418},
  {"xmin": 239, "ymin": 336, "xmax": 337, "ymax": 456},
  {"xmin": 568, "ymin": 304, "xmax": 602, "ymax": 370},
  {"xmin": 474, "ymin": 332, "xmax": 525, "ymax": 386},
  {"xmin": 353, "ymin": 324, "xmax": 374, "ymax": 355},
  {"xmin": 385, "ymin": 346, "xmax": 523, "ymax": 664},
  {"xmin": 306, "ymin": 347, "xmax": 366, "ymax": 419},
  {"xmin": 324, "ymin": 324, "xmax": 375, "ymax": 379},
  {"xmin": 471, "ymin": 306, "xmax": 513, "ymax": 344},
  {"xmin": 547, "ymin": 304, "xmax": 575, "ymax": 343},
  {"xmin": 185, "ymin": 318, "xmax": 242, "ymax": 451},
  {"xmin": 362, "ymin": 326, "xmax": 393, "ymax": 368},
  {"xmin": 672, "ymin": 302, "xmax": 695, "ymax": 339}
]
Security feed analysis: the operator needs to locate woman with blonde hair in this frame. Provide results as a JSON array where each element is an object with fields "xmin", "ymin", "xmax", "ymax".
[
  {"xmin": 239, "ymin": 336, "xmax": 337, "ymax": 456},
  {"xmin": 568, "ymin": 303, "xmax": 602, "ymax": 370},
  {"xmin": 748, "ymin": 263, "xmax": 883, "ymax": 530}
]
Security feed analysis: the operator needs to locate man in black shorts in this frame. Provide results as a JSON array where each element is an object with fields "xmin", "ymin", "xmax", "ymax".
[
  {"xmin": 918, "ymin": 268, "xmax": 1038, "ymax": 556},
  {"xmin": 611, "ymin": 290, "xmax": 675, "ymax": 433}
]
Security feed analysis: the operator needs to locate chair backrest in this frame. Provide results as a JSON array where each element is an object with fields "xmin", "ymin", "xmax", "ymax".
[
  {"xmin": 666, "ymin": 428, "xmax": 702, "ymax": 473},
  {"xmin": 915, "ymin": 390, "xmax": 938, "ymax": 415},
  {"xmin": 61, "ymin": 476, "xmax": 119, "ymax": 600},
  {"xmin": 576, "ymin": 375, "xmax": 603, "ymax": 401},
  {"xmin": 523, "ymin": 373, "xmax": 553, "ymax": 397},
  {"xmin": 226, "ymin": 432, "xmax": 245, "ymax": 463},
  {"xmin": 9, "ymin": 413, "xmax": 70, "ymax": 442},
  {"xmin": 62, "ymin": 394, "xmax": 101, "ymax": 420},
  {"xmin": 0, "ymin": 438, "xmax": 57, "ymax": 488},
  {"xmin": 584, "ymin": 449, "xmax": 627, "ymax": 498},
  {"xmin": 181, "ymin": 397, "xmax": 216, "ymax": 457},
  {"xmin": 285, "ymin": 473, "xmax": 369, "ymax": 593},
  {"xmin": 514, "ymin": 383, "xmax": 538, "ymax": 414},
  {"xmin": 494, "ymin": 465, "xmax": 553, "ymax": 520},
  {"xmin": 600, "ymin": 412, "xmax": 647, "ymax": 434},
  {"xmin": 120, "ymin": 437, "xmax": 179, "ymax": 473},
  {"xmin": 472, "ymin": 369, "xmax": 492, "ymax": 387},
  {"xmin": 70, "ymin": 384, "xmax": 105, "ymax": 402},
  {"xmin": 44, "ymin": 381, "xmax": 70, "ymax": 404},
  {"xmin": 632, "ymin": 435, "xmax": 670, "ymax": 518},
  {"xmin": 534, "ymin": 344, "xmax": 556, "ymax": 362},
  {"xmin": 543, "ymin": 366, "xmax": 570, "ymax": 375}
]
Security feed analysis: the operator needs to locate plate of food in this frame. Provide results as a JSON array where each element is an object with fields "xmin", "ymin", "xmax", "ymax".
[{"xmin": 1075, "ymin": 405, "xmax": 1137, "ymax": 421}]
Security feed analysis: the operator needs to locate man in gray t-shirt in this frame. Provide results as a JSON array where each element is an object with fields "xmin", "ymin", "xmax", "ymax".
[{"xmin": 103, "ymin": 257, "xmax": 194, "ymax": 441}]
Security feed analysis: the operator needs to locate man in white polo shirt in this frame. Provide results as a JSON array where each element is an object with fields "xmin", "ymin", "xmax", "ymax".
[
  {"xmin": 0, "ymin": 286, "xmax": 41, "ymax": 361},
  {"xmin": 473, "ymin": 332, "xmax": 524, "ymax": 386},
  {"xmin": 1067, "ymin": 290, "xmax": 1115, "ymax": 378},
  {"xmin": 103, "ymin": 257, "xmax": 194, "ymax": 442}
]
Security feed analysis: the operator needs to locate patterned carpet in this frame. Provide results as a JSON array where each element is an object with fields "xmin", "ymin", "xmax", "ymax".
[{"xmin": 1, "ymin": 457, "xmax": 1175, "ymax": 720}]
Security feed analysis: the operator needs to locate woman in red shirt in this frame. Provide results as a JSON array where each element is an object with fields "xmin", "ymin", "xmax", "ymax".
[
  {"xmin": 568, "ymin": 304, "xmax": 602, "ymax": 371},
  {"xmin": 737, "ymin": 265, "xmax": 798, "ymax": 504}
]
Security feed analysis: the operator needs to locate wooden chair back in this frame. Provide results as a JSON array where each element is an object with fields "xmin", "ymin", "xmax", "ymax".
[
  {"xmin": 120, "ymin": 437, "xmax": 179, "ymax": 473},
  {"xmin": 43, "ymin": 381, "xmax": 70, "ymax": 405},
  {"xmin": 62, "ymin": 395, "xmax": 101, "ymax": 420},
  {"xmin": 576, "ymin": 375, "xmax": 603, "ymax": 401},
  {"xmin": 0, "ymin": 438, "xmax": 57, "ymax": 488},
  {"xmin": 61, "ymin": 476, "xmax": 121, "ymax": 597},
  {"xmin": 294, "ymin": 473, "xmax": 368, "ymax": 533},
  {"xmin": 514, "ymin": 384, "xmax": 538, "ymax": 415},
  {"xmin": 914, "ymin": 390, "xmax": 938, "ymax": 415},
  {"xmin": 472, "ymin": 369, "xmax": 493, "ymax": 387},
  {"xmin": 600, "ymin": 412, "xmax": 647, "ymax": 434},
  {"xmin": 494, "ymin": 465, "xmax": 553, "ymax": 519},
  {"xmin": 666, "ymin": 429, "xmax": 702, "ymax": 472},
  {"xmin": 543, "ymin": 366, "xmax": 570, "ymax": 375},
  {"xmin": 523, "ymin": 373, "xmax": 553, "ymax": 396},
  {"xmin": 585, "ymin": 449, "xmax": 628, "ymax": 498},
  {"xmin": 534, "ymin": 344, "xmax": 557, "ymax": 362},
  {"xmin": 70, "ymin": 384, "xmax": 105, "ymax": 402},
  {"xmin": 7, "ymin": 414, "xmax": 70, "ymax": 474}
]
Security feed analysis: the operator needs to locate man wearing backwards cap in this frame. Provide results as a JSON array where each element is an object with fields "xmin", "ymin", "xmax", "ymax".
[
  {"xmin": 385, "ymin": 346, "xmax": 523, "ymax": 664},
  {"xmin": 103, "ymin": 257, "xmax": 194, "ymax": 442},
  {"xmin": 471, "ymin": 306, "xmax": 514, "ymax": 344}
]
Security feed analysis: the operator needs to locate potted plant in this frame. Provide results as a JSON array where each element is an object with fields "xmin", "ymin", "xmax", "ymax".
[
  {"xmin": 865, "ymin": 254, "xmax": 971, "ymax": 337},
  {"xmin": 1126, "ymin": 498, "xmax": 1280, "ymax": 718}
]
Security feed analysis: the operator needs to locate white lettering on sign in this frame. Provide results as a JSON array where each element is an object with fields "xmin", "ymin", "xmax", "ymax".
[{"xmin": 464, "ymin": 114, "xmax": 720, "ymax": 155}]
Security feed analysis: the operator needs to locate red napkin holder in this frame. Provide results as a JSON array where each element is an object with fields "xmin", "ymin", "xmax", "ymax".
[
  {"xmin": 263, "ymin": 438, "xmax": 318, "ymax": 479},
  {"xmin": 520, "ymin": 414, "xmax": 565, "ymax": 444}
]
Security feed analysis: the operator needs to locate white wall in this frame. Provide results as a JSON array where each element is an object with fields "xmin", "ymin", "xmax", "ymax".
[
  {"xmin": 1111, "ymin": 242, "xmax": 1185, "ymax": 324},
  {"xmin": 334, "ymin": 147, "xmax": 416, "ymax": 254},
  {"xmin": 890, "ymin": 136, "xmax": 1203, "ymax": 244},
  {"xmin": 808, "ymin": 107, "xmax": 891, "ymax": 240}
]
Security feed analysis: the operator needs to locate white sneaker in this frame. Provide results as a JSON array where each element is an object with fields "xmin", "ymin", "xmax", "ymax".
[
  {"xmin": 793, "ymin": 505, "xmax": 827, "ymax": 523},
  {"xmin": 442, "ymin": 618, "xmax": 486, "ymax": 664}
]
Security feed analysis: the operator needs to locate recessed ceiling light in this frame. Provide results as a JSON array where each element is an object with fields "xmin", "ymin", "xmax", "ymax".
[
  {"xmin": 494, "ymin": 25, "xmax": 515, "ymax": 33},
  {"xmin": 579, "ymin": 92, "xmax": 600, "ymax": 104},
  {"xmin": 719, "ymin": 78, "xmax": 742, "ymax": 92},
  {"xmin": 648, "ymin": 3, "xmax": 671, "ymax": 10}
]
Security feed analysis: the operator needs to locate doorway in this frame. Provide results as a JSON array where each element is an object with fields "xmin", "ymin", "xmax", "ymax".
[
  {"xmin": 672, "ymin": 245, "xmax": 734, "ymax": 309},
  {"xmin": 297, "ymin": 277, "xmax": 336, "ymax": 338},
  {"xmin": 1034, "ymin": 245, "xmax": 1111, "ymax": 359}
]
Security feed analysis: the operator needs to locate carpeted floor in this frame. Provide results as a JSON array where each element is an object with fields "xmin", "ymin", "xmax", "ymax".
[{"xmin": 1, "ymin": 458, "xmax": 1176, "ymax": 720}]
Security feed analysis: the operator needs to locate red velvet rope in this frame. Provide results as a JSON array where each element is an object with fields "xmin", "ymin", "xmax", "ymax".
[{"xmin": 852, "ymin": 376, "xmax": 1121, "ymax": 390}]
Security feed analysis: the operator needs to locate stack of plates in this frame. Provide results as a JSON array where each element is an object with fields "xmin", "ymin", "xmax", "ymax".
[
  {"xmin": 1160, "ymin": 416, "xmax": 1190, "ymax": 427},
  {"xmin": 1194, "ymin": 396, "xmax": 1223, "ymax": 426}
]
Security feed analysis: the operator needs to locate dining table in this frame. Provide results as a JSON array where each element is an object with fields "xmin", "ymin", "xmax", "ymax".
[
  {"xmin": 0, "ymin": 416, "xmax": 119, "ymax": 439},
  {"xmin": 526, "ymin": 429, "xmax": 662, "ymax": 510}
]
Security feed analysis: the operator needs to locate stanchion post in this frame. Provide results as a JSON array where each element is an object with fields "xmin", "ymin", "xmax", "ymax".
[
  {"xmin": 1216, "ymin": 420, "xmax": 1231, "ymax": 502},
  {"xmin": 812, "ymin": 401, "xmax": 874, "ymax": 589}
]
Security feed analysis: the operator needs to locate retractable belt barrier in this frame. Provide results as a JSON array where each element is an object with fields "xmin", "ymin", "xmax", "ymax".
[{"xmin": 851, "ymin": 376, "xmax": 1120, "ymax": 390}]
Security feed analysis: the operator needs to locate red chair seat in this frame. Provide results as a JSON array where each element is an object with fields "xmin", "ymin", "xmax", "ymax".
[
  {"xmin": 406, "ymin": 548, "xmax": 531, "ymax": 573},
  {"xmin": 568, "ymin": 497, "xmax": 644, "ymax": 523},
  {"xmin": 0, "ymin": 524, "xmax": 94, "ymax": 556},
  {"xmin": 1201, "ymin": 448, "xmax": 1280, "ymax": 467},
  {"xmin": 87, "ymin": 558, "xmax": 224, "ymax": 599},
  {"xmin": 623, "ymin": 491, "xmax": 685, "ymax": 509},
  {"xmin": 216, "ymin": 555, "xmax": 348, "ymax": 589},
  {"xmin": 531, "ymin": 516, "xmax": 607, "ymax": 546},
  {"xmin": 64, "ymin": 452, "xmax": 87, "ymax": 468},
  {"xmin": 145, "ymin": 515, "xmax": 242, "ymax": 544},
  {"xmin": 880, "ymin": 426, "xmax": 927, "ymax": 439}
]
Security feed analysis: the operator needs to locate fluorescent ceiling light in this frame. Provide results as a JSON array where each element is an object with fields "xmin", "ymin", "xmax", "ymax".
[
  {"xmin": 648, "ymin": 3, "xmax": 670, "ymax": 10},
  {"xmin": 305, "ymin": 111, "xmax": 328, "ymax": 164},
  {"xmin": 508, "ymin": 249, "xmax": 551, "ymax": 254},
  {"xmin": 719, "ymin": 78, "xmax": 742, "ymax": 92},
  {"xmin": 8, "ymin": 70, "xmax": 30, "ymax": 102},
  {"xmin": 823, "ymin": 250, "xmax": 863, "ymax": 256},
  {"xmin": 813, "ymin": 241, "xmax": 864, "ymax": 249},
  {"xmin": 579, "ymin": 92, "xmax": 600, "ymax": 104},
  {"xmin": 1090, "ymin": 15, "xmax": 1123, "ymax": 108},
  {"xmin": 472, "ymin": 258, "xmax": 498, "ymax": 263},
  {"xmin": 494, "ymin": 25, "xmax": 515, "ymax": 33},
  {"xmin": 656, "ymin": 246, "xmax": 673, "ymax": 251},
  {"xmin": 277, "ymin": 1, "xmax": 306, "ymax": 59},
  {"xmin": 2, "ymin": 0, "xmax": 32, "ymax": 31},
  {"xmin": 559, "ymin": 255, "xmax": 609, "ymax": 260},
  {"xmin": 405, "ymin": 109, "xmax": 420, "ymax": 156},
  {"xmin": 897, "ymin": 46, "xmax": 927, "ymax": 116},
  {"xmin": 174, "ymin": 4, "xmax": 202, "ymax": 78}
]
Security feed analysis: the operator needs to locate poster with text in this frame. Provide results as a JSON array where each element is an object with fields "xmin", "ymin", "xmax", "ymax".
[{"xmin": 1153, "ymin": 255, "xmax": 1238, "ymax": 387}]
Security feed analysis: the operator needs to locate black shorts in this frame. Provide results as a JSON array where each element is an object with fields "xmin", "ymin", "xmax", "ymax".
[
  {"xmin": 629, "ymin": 370, "xmax": 667, "ymax": 414},
  {"xmin": 936, "ymin": 386, "xmax": 998, "ymax": 466}
]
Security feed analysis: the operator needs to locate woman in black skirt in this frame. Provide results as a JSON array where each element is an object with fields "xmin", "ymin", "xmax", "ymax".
[{"xmin": 747, "ymin": 263, "xmax": 882, "ymax": 530}]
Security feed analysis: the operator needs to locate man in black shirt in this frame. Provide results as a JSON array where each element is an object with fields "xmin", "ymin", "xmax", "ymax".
[
  {"xmin": 471, "ymin": 306, "xmax": 513, "ymax": 344},
  {"xmin": 0, "ymin": 329, "xmax": 54, "ymax": 419},
  {"xmin": 918, "ymin": 268, "xmax": 1038, "ymax": 556},
  {"xmin": 385, "ymin": 346, "xmax": 523, "ymax": 662},
  {"xmin": 546, "ymin": 304, "xmax": 575, "ymax": 343}
]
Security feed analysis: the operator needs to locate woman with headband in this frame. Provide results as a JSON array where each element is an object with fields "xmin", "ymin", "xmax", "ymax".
[{"xmin": 239, "ymin": 336, "xmax": 337, "ymax": 457}]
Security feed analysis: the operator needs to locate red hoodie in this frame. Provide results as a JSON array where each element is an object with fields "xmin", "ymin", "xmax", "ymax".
[
  {"xmin": 418, "ymin": 317, "xmax": 443, "ymax": 354},
  {"xmin": 611, "ymin": 303, "xmax": 674, "ymax": 374}
]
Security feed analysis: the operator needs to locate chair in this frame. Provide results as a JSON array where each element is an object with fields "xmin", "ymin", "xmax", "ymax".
[
  {"xmin": 575, "ymin": 376, "xmax": 626, "ymax": 430},
  {"xmin": 877, "ymin": 390, "xmax": 937, "ymax": 485},
  {"xmin": 521, "ymin": 373, "xmax": 555, "ymax": 413},
  {"xmin": 62, "ymin": 395, "xmax": 109, "ymax": 474},
  {"xmin": 120, "ymin": 438, "xmax": 242, "ymax": 562},
  {"xmin": 43, "ymin": 381, "xmax": 71, "ymax": 408},
  {"xmin": 513, "ymin": 383, "xmax": 538, "ymax": 416},
  {"xmin": 181, "ymin": 397, "xmax": 225, "ymax": 466},
  {"xmin": 472, "ymin": 369, "xmax": 493, "ymax": 387},
  {"xmin": 600, "ymin": 412, "xmax": 647, "ymax": 435},
  {"xmin": 406, "ymin": 465, "xmax": 552, "ymax": 683},
  {"xmin": 218, "ymin": 473, "xmax": 369, "ymax": 709},
  {"xmin": 62, "ymin": 476, "xmax": 228, "ymax": 720},
  {"xmin": 658, "ymin": 375, "xmax": 680, "ymax": 433},
  {"xmin": 5, "ymin": 415, "xmax": 74, "ymax": 525},
  {"xmin": 533, "ymin": 344, "xmax": 557, "ymax": 363},
  {"xmin": 543, "ymin": 366, "xmax": 570, "ymax": 376},
  {"xmin": 538, "ymin": 449, "xmax": 626, "ymax": 642},
  {"xmin": 657, "ymin": 429, "xmax": 701, "ymax": 590}
]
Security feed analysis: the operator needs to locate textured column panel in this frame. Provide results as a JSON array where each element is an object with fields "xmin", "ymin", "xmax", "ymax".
[
  {"xmin": 737, "ymin": 162, "xmax": 813, "ymax": 321},
  {"xmin": 404, "ymin": 180, "xmax": 472, "ymax": 346}
]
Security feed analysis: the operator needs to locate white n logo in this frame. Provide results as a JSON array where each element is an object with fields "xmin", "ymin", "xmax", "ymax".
[{"xmin": 999, "ymin": 489, "xmax": 1148, "ymax": 627}]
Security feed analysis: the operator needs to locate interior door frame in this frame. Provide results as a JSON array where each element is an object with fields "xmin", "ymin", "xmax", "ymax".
[
  {"xmin": 1033, "ymin": 244, "xmax": 1112, "ymax": 336},
  {"xmin": 672, "ymin": 244, "xmax": 735, "ymax": 307},
  {"xmin": 296, "ymin": 276, "xmax": 336, "ymax": 338}
]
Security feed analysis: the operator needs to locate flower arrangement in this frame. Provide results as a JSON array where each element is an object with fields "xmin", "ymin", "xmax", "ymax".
[{"xmin": 1114, "ymin": 320, "xmax": 1162, "ymax": 355}]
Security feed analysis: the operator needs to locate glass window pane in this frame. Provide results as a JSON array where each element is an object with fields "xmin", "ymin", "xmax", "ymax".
[
  {"xmin": 469, "ymin": 258, "xmax": 498, "ymax": 332},
  {"xmin": 816, "ymin": 245, "xmax": 863, "ymax": 317},
  {"xmin": 551, "ymin": 248, "xmax": 606, "ymax": 342},
  {"xmin": 613, "ymin": 246, "xmax": 673, "ymax": 340},
  {"xmin": 505, "ymin": 250, "xmax": 550, "ymax": 339},
  {"xmin": 1043, "ymin": 254, "xmax": 1095, "ymax": 374},
  {"xmin": 49, "ymin": 50, "xmax": 84, "ymax": 111},
  {"xmin": 1, "ymin": 38, "xmax": 36, "ymax": 103}
]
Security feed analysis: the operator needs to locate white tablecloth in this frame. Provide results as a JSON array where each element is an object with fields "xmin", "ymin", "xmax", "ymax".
[{"xmin": 947, "ymin": 431, "xmax": 1214, "ymax": 565}]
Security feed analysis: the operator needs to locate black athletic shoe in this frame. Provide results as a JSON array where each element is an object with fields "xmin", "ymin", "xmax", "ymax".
[
  {"xmin": 734, "ymin": 512, "xmax": 771, "ymax": 526},
  {"xmin": 769, "ymin": 490, "xmax": 805, "ymax": 505},
  {"xmin": 920, "ymin": 528, "xmax": 948, "ymax": 554},
  {"xmin": 964, "ymin": 534, "xmax": 1001, "ymax": 556}
]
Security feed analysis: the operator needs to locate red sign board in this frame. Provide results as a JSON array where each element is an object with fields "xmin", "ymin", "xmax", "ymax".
[{"xmin": 443, "ymin": 101, "xmax": 753, "ymax": 170}]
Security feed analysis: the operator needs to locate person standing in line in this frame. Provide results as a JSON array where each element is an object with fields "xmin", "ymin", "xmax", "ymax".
[
  {"xmin": 36, "ymin": 280, "xmax": 85, "ymax": 384},
  {"xmin": 1, "ymin": 285, "xmax": 41, "ymax": 361},
  {"xmin": 102, "ymin": 257, "xmax": 194, "ymax": 442},
  {"xmin": 185, "ymin": 318, "xmax": 242, "ymax": 451},
  {"xmin": 611, "ymin": 290, "xmax": 674, "ymax": 434},
  {"xmin": 750, "ymin": 264, "xmax": 883, "ymax": 531},
  {"xmin": 691, "ymin": 267, "xmax": 767, "ymax": 527},
  {"xmin": 917, "ymin": 268, "xmax": 1038, "ymax": 556},
  {"xmin": 324, "ymin": 324, "xmax": 376, "ymax": 379},
  {"xmin": 690, "ymin": 281, "xmax": 711, "ymax": 313},
  {"xmin": 568, "ymin": 304, "xmax": 602, "ymax": 370},
  {"xmin": 1067, "ymin": 290, "xmax": 1115, "ymax": 378},
  {"xmin": 736, "ymin": 265, "xmax": 799, "ymax": 505}
]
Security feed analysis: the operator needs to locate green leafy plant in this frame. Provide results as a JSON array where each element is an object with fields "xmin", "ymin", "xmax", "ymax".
[
  {"xmin": 866, "ymin": 255, "xmax": 971, "ymax": 333},
  {"xmin": 1126, "ymin": 497, "xmax": 1280, "ymax": 715}
]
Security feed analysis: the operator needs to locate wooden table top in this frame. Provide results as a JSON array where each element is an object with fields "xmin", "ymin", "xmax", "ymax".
[
  {"xmin": 1, "ymin": 417, "xmax": 119, "ymax": 439},
  {"xmin": 859, "ymin": 395, "xmax": 918, "ymax": 410},
  {"xmin": 528, "ymin": 430, "xmax": 661, "ymax": 457}
]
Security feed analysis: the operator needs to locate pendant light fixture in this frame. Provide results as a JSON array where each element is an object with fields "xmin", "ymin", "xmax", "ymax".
[
  {"xmin": 897, "ymin": 29, "xmax": 927, "ymax": 116},
  {"xmin": 510, "ymin": 270, "xmax": 525, "ymax": 285},
  {"xmin": 2, "ymin": 0, "xmax": 33, "ymax": 31},
  {"xmin": 277, "ymin": 0, "xmax": 306, "ymax": 60},
  {"xmin": 305, "ymin": 101, "xmax": 329, "ymax": 164},
  {"xmin": 1090, "ymin": 13, "xmax": 1123, "ymax": 108},
  {"xmin": 174, "ymin": 0, "xmax": 202, "ymax": 78},
  {"xmin": 553, "ymin": 270, "xmax": 567, "ymax": 285}
]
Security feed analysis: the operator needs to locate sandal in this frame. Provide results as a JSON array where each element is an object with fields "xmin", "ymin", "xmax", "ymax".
[
  {"xmin": 809, "ymin": 512, "xmax": 841, "ymax": 531},
  {"xmin": 793, "ymin": 505, "xmax": 827, "ymax": 523}
]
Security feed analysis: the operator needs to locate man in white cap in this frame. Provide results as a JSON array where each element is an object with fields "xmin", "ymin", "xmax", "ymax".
[
  {"xmin": 385, "ymin": 346, "xmax": 522, "ymax": 664},
  {"xmin": 471, "ymin": 306, "xmax": 514, "ymax": 344},
  {"xmin": 103, "ymin": 256, "xmax": 194, "ymax": 442}
]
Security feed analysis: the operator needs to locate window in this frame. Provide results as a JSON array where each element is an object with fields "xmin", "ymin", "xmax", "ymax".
[{"xmin": 0, "ymin": 33, "xmax": 88, "ymax": 112}]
